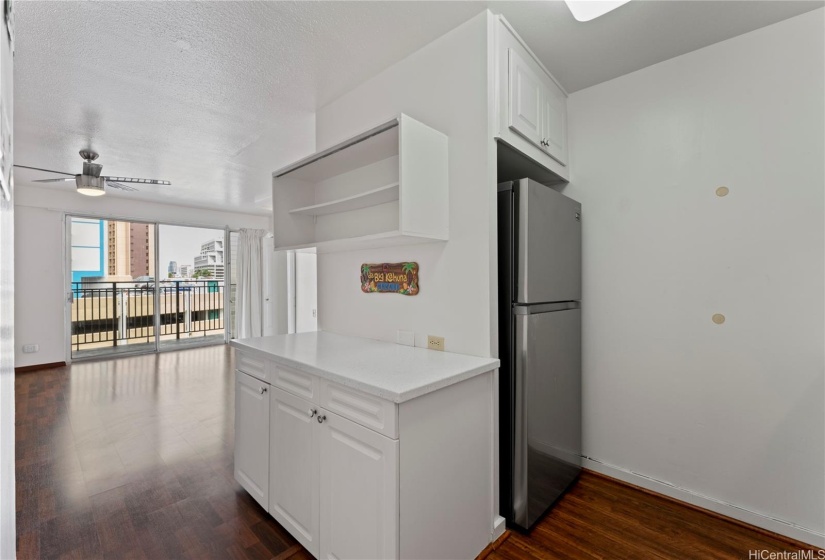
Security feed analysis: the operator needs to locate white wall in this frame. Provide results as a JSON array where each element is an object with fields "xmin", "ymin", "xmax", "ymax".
[
  {"xmin": 565, "ymin": 10, "xmax": 824, "ymax": 545},
  {"xmin": 0, "ymin": 13, "xmax": 14, "ymax": 559},
  {"xmin": 314, "ymin": 11, "xmax": 496, "ymax": 359},
  {"xmin": 14, "ymin": 185, "xmax": 269, "ymax": 367}
]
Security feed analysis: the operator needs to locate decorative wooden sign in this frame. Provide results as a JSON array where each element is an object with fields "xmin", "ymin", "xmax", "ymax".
[{"xmin": 360, "ymin": 262, "xmax": 419, "ymax": 296}]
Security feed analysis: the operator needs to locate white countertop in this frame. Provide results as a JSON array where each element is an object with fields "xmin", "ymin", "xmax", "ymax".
[{"xmin": 230, "ymin": 332, "xmax": 499, "ymax": 404}]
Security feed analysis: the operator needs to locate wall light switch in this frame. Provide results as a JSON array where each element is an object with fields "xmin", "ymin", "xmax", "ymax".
[{"xmin": 397, "ymin": 330, "xmax": 415, "ymax": 347}]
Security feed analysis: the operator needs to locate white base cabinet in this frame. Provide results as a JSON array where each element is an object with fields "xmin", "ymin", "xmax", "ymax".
[
  {"xmin": 234, "ymin": 370, "xmax": 270, "ymax": 510},
  {"xmin": 234, "ymin": 354, "xmax": 497, "ymax": 560},
  {"xmin": 320, "ymin": 411, "xmax": 398, "ymax": 560},
  {"xmin": 269, "ymin": 387, "xmax": 320, "ymax": 558},
  {"xmin": 269, "ymin": 384, "xmax": 398, "ymax": 560}
]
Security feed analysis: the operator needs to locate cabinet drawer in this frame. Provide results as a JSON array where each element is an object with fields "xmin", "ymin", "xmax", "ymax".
[
  {"xmin": 273, "ymin": 364, "xmax": 319, "ymax": 403},
  {"xmin": 236, "ymin": 352, "xmax": 270, "ymax": 384},
  {"xmin": 320, "ymin": 381, "xmax": 397, "ymax": 439}
]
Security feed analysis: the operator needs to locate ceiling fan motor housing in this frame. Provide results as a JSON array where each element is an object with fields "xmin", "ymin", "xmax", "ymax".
[{"xmin": 82, "ymin": 160, "xmax": 103, "ymax": 177}]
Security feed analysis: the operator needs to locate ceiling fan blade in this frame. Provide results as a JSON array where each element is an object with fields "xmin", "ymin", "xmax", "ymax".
[
  {"xmin": 13, "ymin": 164, "xmax": 75, "ymax": 176},
  {"xmin": 106, "ymin": 181, "xmax": 139, "ymax": 192},
  {"xmin": 33, "ymin": 178, "xmax": 75, "ymax": 183},
  {"xmin": 104, "ymin": 176, "xmax": 171, "ymax": 186}
]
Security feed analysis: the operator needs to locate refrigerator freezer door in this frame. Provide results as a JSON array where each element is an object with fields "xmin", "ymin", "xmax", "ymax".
[
  {"xmin": 515, "ymin": 178, "xmax": 581, "ymax": 304},
  {"xmin": 512, "ymin": 307, "xmax": 582, "ymax": 530}
]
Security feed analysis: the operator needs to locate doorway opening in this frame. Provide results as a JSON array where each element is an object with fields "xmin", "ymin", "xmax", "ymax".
[{"xmin": 290, "ymin": 249, "xmax": 317, "ymax": 333}]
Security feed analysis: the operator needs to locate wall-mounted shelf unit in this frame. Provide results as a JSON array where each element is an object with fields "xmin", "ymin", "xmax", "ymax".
[{"xmin": 272, "ymin": 114, "xmax": 449, "ymax": 252}]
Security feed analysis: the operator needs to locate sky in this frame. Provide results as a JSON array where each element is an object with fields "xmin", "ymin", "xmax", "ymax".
[{"xmin": 158, "ymin": 224, "xmax": 224, "ymax": 276}]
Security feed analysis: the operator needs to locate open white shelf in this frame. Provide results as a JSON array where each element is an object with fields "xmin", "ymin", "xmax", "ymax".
[
  {"xmin": 289, "ymin": 183, "xmax": 399, "ymax": 217},
  {"xmin": 272, "ymin": 231, "xmax": 447, "ymax": 254},
  {"xmin": 272, "ymin": 114, "xmax": 449, "ymax": 252}
]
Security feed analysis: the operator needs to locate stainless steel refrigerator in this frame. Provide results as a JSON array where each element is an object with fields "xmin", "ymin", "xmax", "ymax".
[{"xmin": 497, "ymin": 178, "xmax": 582, "ymax": 531}]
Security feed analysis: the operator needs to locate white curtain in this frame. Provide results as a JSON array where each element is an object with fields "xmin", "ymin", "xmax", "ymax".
[{"xmin": 235, "ymin": 228, "xmax": 268, "ymax": 339}]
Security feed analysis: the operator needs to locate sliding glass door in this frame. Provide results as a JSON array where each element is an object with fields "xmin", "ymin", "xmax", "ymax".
[
  {"xmin": 67, "ymin": 215, "xmax": 228, "ymax": 361},
  {"xmin": 68, "ymin": 218, "xmax": 157, "ymax": 359},
  {"xmin": 157, "ymin": 224, "xmax": 227, "ymax": 350}
]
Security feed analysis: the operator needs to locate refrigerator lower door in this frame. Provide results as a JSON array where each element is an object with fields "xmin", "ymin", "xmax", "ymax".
[{"xmin": 512, "ymin": 304, "xmax": 582, "ymax": 530}]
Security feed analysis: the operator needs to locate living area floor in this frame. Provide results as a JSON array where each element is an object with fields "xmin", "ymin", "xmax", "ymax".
[{"xmin": 14, "ymin": 345, "xmax": 815, "ymax": 559}]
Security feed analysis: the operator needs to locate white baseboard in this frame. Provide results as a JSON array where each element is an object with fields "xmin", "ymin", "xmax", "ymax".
[
  {"xmin": 492, "ymin": 515, "xmax": 507, "ymax": 541},
  {"xmin": 583, "ymin": 457, "xmax": 825, "ymax": 549}
]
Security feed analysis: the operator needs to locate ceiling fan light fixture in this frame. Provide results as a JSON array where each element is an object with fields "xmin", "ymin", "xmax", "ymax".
[
  {"xmin": 75, "ymin": 175, "xmax": 106, "ymax": 196},
  {"xmin": 564, "ymin": 0, "xmax": 631, "ymax": 22}
]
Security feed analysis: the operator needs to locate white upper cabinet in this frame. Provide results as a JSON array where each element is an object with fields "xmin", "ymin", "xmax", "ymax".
[
  {"xmin": 541, "ymin": 76, "xmax": 568, "ymax": 164},
  {"xmin": 508, "ymin": 48, "xmax": 544, "ymax": 149},
  {"xmin": 497, "ymin": 16, "xmax": 569, "ymax": 178},
  {"xmin": 272, "ymin": 114, "xmax": 449, "ymax": 252}
]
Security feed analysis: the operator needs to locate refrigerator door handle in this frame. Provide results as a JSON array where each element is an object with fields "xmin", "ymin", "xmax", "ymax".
[{"xmin": 513, "ymin": 301, "xmax": 580, "ymax": 315}]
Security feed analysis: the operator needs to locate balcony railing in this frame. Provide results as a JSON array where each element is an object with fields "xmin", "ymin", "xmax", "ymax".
[{"xmin": 71, "ymin": 280, "xmax": 225, "ymax": 353}]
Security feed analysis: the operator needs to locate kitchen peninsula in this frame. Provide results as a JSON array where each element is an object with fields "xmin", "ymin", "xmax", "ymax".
[{"xmin": 231, "ymin": 332, "xmax": 501, "ymax": 560}]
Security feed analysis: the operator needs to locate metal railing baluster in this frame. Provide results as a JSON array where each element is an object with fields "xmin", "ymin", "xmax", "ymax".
[{"xmin": 70, "ymin": 279, "xmax": 226, "ymax": 353}]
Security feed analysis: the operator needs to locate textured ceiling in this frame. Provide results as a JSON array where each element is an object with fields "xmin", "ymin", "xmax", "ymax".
[
  {"xmin": 13, "ymin": 1, "xmax": 822, "ymax": 214},
  {"xmin": 13, "ymin": 1, "xmax": 486, "ymax": 214}
]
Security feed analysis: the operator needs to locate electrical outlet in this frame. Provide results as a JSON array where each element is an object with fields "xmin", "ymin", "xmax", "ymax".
[
  {"xmin": 22, "ymin": 344, "xmax": 39, "ymax": 354},
  {"xmin": 427, "ymin": 335, "xmax": 445, "ymax": 351}
]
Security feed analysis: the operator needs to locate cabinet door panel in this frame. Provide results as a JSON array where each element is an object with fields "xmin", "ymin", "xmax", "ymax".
[
  {"xmin": 270, "ymin": 387, "xmax": 319, "ymax": 558},
  {"xmin": 320, "ymin": 412, "xmax": 399, "ymax": 560},
  {"xmin": 542, "ymin": 77, "xmax": 568, "ymax": 165},
  {"xmin": 234, "ymin": 371, "xmax": 270, "ymax": 510},
  {"xmin": 508, "ymin": 48, "xmax": 543, "ymax": 149}
]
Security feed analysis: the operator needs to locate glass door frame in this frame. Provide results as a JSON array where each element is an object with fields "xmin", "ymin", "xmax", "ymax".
[
  {"xmin": 65, "ymin": 212, "xmax": 231, "ymax": 363},
  {"xmin": 227, "ymin": 229, "xmax": 239, "ymax": 341}
]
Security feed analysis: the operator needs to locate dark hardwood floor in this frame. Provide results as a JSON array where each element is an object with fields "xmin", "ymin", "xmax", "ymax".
[
  {"xmin": 16, "ymin": 346, "xmax": 309, "ymax": 560},
  {"xmin": 488, "ymin": 472, "xmax": 820, "ymax": 560},
  {"xmin": 15, "ymin": 346, "xmax": 820, "ymax": 559}
]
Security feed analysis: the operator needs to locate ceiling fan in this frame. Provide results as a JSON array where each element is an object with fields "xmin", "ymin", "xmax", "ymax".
[{"xmin": 15, "ymin": 150, "xmax": 171, "ymax": 197}]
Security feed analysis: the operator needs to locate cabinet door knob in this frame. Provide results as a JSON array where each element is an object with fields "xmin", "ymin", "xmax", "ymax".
[
  {"xmin": 259, "ymin": 386, "xmax": 268, "ymax": 395},
  {"xmin": 317, "ymin": 414, "xmax": 326, "ymax": 424},
  {"xmin": 308, "ymin": 408, "xmax": 317, "ymax": 418}
]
